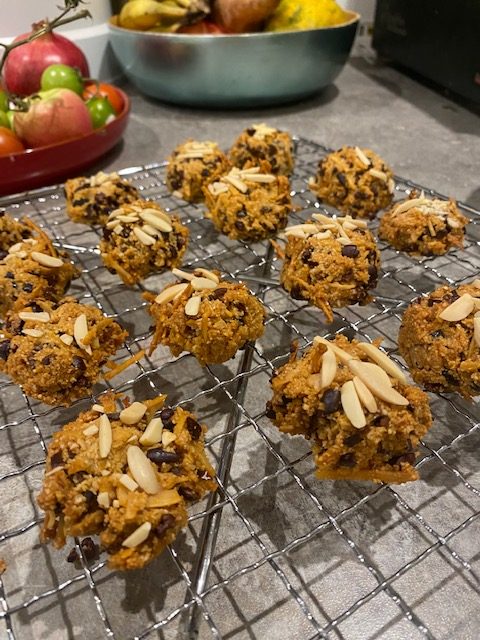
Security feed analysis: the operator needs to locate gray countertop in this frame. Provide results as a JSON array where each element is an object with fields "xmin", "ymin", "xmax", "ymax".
[{"xmin": 104, "ymin": 55, "xmax": 480, "ymax": 205}]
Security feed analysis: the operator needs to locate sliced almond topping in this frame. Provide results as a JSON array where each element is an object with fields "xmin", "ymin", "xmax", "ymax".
[
  {"xmin": 97, "ymin": 492, "xmax": 110, "ymax": 509},
  {"xmin": 133, "ymin": 226, "xmax": 156, "ymax": 246},
  {"xmin": 119, "ymin": 473, "xmax": 138, "ymax": 491},
  {"xmin": 337, "ymin": 236, "xmax": 354, "ymax": 246},
  {"xmin": 113, "ymin": 224, "xmax": 124, "ymax": 235},
  {"xmin": 120, "ymin": 402, "xmax": 147, "ymax": 425},
  {"xmin": 313, "ymin": 336, "xmax": 356, "ymax": 364},
  {"xmin": 22, "ymin": 328, "xmax": 44, "ymax": 338},
  {"xmin": 147, "ymin": 489, "xmax": 182, "ymax": 508},
  {"xmin": 98, "ymin": 414, "xmax": 112, "ymax": 458},
  {"xmin": 473, "ymin": 316, "xmax": 480, "ymax": 348},
  {"xmin": 284, "ymin": 228, "xmax": 306, "ymax": 239},
  {"xmin": 393, "ymin": 197, "xmax": 430, "ymax": 216},
  {"xmin": 357, "ymin": 343, "xmax": 407, "ymax": 383},
  {"xmin": 59, "ymin": 334, "xmax": 74, "ymax": 345},
  {"xmin": 285, "ymin": 223, "xmax": 319, "ymax": 236},
  {"xmin": 341, "ymin": 381, "xmax": 366, "ymax": 429},
  {"xmin": 139, "ymin": 417, "xmax": 164, "ymax": 446},
  {"xmin": 172, "ymin": 267, "xmax": 194, "ymax": 281},
  {"xmin": 242, "ymin": 173, "xmax": 276, "ymax": 184},
  {"xmin": 127, "ymin": 445, "xmax": 159, "ymax": 494},
  {"xmin": 106, "ymin": 218, "xmax": 121, "ymax": 229},
  {"xmin": 30, "ymin": 251, "xmax": 63, "ymax": 268},
  {"xmin": 352, "ymin": 376, "xmax": 378, "ymax": 413},
  {"xmin": 194, "ymin": 268, "xmax": 219, "ymax": 283},
  {"xmin": 191, "ymin": 276, "xmax": 217, "ymax": 291},
  {"xmin": 8, "ymin": 242, "xmax": 24, "ymax": 254},
  {"xmin": 155, "ymin": 282, "xmax": 189, "ymax": 304},
  {"xmin": 223, "ymin": 174, "xmax": 248, "ymax": 193},
  {"xmin": 369, "ymin": 168, "xmax": 387, "ymax": 182},
  {"xmin": 439, "ymin": 293, "xmax": 474, "ymax": 322},
  {"xmin": 312, "ymin": 213, "xmax": 333, "ymax": 225},
  {"xmin": 313, "ymin": 230, "xmax": 332, "ymax": 240},
  {"xmin": 83, "ymin": 424, "xmax": 99, "ymax": 436},
  {"xmin": 116, "ymin": 214, "xmax": 139, "ymax": 223},
  {"xmin": 354, "ymin": 146, "xmax": 371, "ymax": 167},
  {"xmin": 18, "ymin": 311, "xmax": 50, "ymax": 323},
  {"xmin": 73, "ymin": 313, "xmax": 92, "ymax": 355},
  {"xmin": 185, "ymin": 295, "xmax": 201, "ymax": 316},
  {"xmin": 113, "ymin": 499, "xmax": 120, "ymax": 508},
  {"xmin": 388, "ymin": 178, "xmax": 395, "ymax": 194},
  {"xmin": 348, "ymin": 361, "xmax": 409, "ymax": 406},
  {"xmin": 141, "ymin": 224, "xmax": 160, "ymax": 237},
  {"xmin": 161, "ymin": 431, "xmax": 177, "ymax": 447},
  {"xmin": 342, "ymin": 221, "xmax": 358, "ymax": 231},
  {"xmin": 122, "ymin": 521, "xmax": 152, "ymax": 548},
  {"xmin": 320, "ymin": 348, "xmax": 337, "ymax": 388},
  {"xmin": 139, "ymin": 211, "xmax": 172, "ymax": 233},
  {"xmin": 91, "ymin": 404, "xmax": 105, "ymax": 413},
  {"xmin": 208, "ymin": 182, "xmax": 229, "ymax": 196}
]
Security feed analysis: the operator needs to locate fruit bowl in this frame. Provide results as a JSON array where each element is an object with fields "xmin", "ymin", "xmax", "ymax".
[
  {"xmin": 0, "ymin": 88, "xmax": 130, "ymax": 198},
  {"xmin": 107, "ymin": 12, "xmax": 359, "ymax": 108}
]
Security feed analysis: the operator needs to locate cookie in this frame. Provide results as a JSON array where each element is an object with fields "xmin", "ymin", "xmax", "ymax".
[
  {"xmin": 0, "ymin": 229, "xmax": 78, "ymax": 318},
  {"xmin": 99, "ymin": 199, "xmax": 189, "ymax": 285},
  {"xmin": 64, "ymin": 171, "xmax": 139, "ymax": 226},
  {"xmin": 309, "ymin": 146, "xmax": 394, "ymax": 219},
  {"xmin": 266, "ymin": 335, "xmax": 432, "ymax": 483},
  {"xmin": 37, "ymin": 391, "xmax": 217, "ymax": 570},
  {"xmin": 0, "ymin": 297, "xmax": 127, "ymax": 406},
  {"xmin": 204, "ymin": 166, "xmax": 292, "ymax": 242},
  {"xmin": 229, "ymin": 123, "xmax": 294, "ymax": 176},
  {"xmin": 166, "ymin": 139, "xmax": 231, "ymax": 203},
  {"xmin": 145, "ymin": 267, "xmax": 266, "ymax": 366},
  {"xmin": 379, "ymin": 192, "xmax": 469, "ymax": 256},
  {"xmin": 0, "ymin": 211, "xmax": 32, "ymax": 254},
  {"xmin": 280, "ymin": 213, "xmax": 380, "ymax": 322},
  {"xmin": 398, "ymin": 281, "xmax": 480, "ymax": 398}
]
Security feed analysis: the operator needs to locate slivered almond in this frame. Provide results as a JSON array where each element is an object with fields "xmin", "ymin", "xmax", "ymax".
[
  {"xmin": 285, "ymin": 224, "xmax": 319, "ymax": 235},
  {"xmin": 388, "ymin": 178, "xmax": 395, "ymax": 193},
  {"xmin": 320, "ymin": 348, "xmax": 337, "ymax": 388},
  {"xmin": 106, "ymin": 218, "xmax": 121, "ymax": 229},
  {"xmin": 139, "ymin": 211, "xmax": 172, "ymax": 232},
  {"xmin": 194, "ymin": 268, "xmax": 219, "ymax": 283},
  {"xmin": 427, "ymin": 218, "xmax": 436, "ymax": 236},
  {"xmin": 112, "ymin": 499, "xmax": 120, "ymax": 508},
  {"xmin": 242, "ymin": 173, "xmax": 276, "ymax": 183},
  {"xmin": 113, "ymin": 225, "xmax": 124, "ymax": 235},
  {"xmin": 473, "ymin": 317, "xmax": 480, "ymax": 348},
  {"xmin": 162, "ymin": 431, "xmax": 176, "ymax": 447},
  {"xmin": 223, "ymin": 174, "xmax": 248, "ymax": 193},
  {"xmin": 97, "ymin": 492, "xmax": 110, "ymax": 509},
  {"xmin": 308, "ymin": 373, "xmax": 322, "ymax": 392},
  {"xmin": 139, "ymin": 417, "xmax": 163, "ymax": 446},
  {"xmin": 393, "ymin": 197, "xmax": 430, "ymax": 216},
  {"xmin": 141, "ymin": 224, "xmax": 160, "ymax": 237},
  {"xmin": 284, "ymin": 229, "xmax": 306, "ymax": 239},
  {"xmin": 357, "ymin": 343, "xmax": 407, "ymax": 383},
  {"xmin": 117, "ymin": 214, "xmax": 139, "ymax": 223},
  {"xmin": 120, "ymin": 401, "xmax": 147, "ymax": 425},
  {"xmin": 98, "ymin": 414, "xmax": 112, "ymax": 458},
  {"xmin": 352, "ymin": 376, "xmax": 378, "ymax": 413},
  {"xmin": 312, "ymin": 213, "xmax": 333, "ymax": 225},
  {"xmin": 83, "ymin": 424, "xmax": 99, "ymax": 436},
  {"xmin": 185, "ymin": 295, "xmax": 201, "ymax": 316},
  {"xmin": 91, "ymin": 404, "xmax": 105, "ymax": 413},
  {"xmin": 354, "ymin": 146, "xmax": 371, "ymax": 167},
  {"xmin": 342, "ymin": 221, "xmax": 358, "ymax": 231},
  {"xmin": 122, "ymin": 522, "xmax": 152, "ymax": 548},
  {"xmin": 127, "ymin": 446, "xmax": 159, "ymax": 494},
  {"xmin": 313, "ymin": 230, "xmax": 332, "ymax": 240},
  {"xmin": 155, "ymin": 283, "xmax": 189, "ymax": 304},
  {"xmin": 119, "ymin": 473, "xmax": 138, "ymax": 491},
  {"xmin": 208, "ymin": 182, "xmax": 229, "ymax": 196},
  {"xmin": 337, "ymin": 236, "xmax": 353, "ymax": 246},
  {"xmin": 22, "ymin": 328, "xmax": 44, "ymax": 338},
  {"xmin": 133, "ymin": 226, "xmax": 156, "ymax": 246},
  {"xmin": 341, "ymin": 381, "xmax": 366, "ymax": 429},
  {"xmin": 73, "ymin": 313, "xmax": 92, "ymax": 355},
  {"xmin": 18, "ymin": 311, "xmax": 50, "ymax": 323},
  {"xmin": 59, "ymin": 334, "xmax": 74, "ymax": 345},
  {"xmin": 191, "ymin": 276, "xmax": 217, "ymax": 291},
  {"xmin": 439, "ymin": 293, "xmax": 474, "ymax": 322},
  {"xmin": 447, "ymin": 216, "xmax": 461, "ymax": 229},
  {"xmin": 31, "ymin": 251, "xmax": 63, "ymax": 268},
  {"xmin": 8, "ymin": 242, "xmax": 24, "ymax": 254},
  {"xmin": 172, "ymin": 267, "xmax": 194, "ymax": 281},
  {"xmin": 147, "ymin": 489, "xmax": 182, "ymax": 508},
  {"xmin": 313, "ymin": 336, "xmax": 356, "ymax": 364},
  {"xmin": 369, "ymin": 168, "xmax": 387, "ymax": 182},
  {"xmin": 348, "ymin": 360, "xmax": 409, "ymax": 405}
]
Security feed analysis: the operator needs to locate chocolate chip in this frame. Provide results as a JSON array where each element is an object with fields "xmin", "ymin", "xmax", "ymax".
[
  {"xmin": 237, "ymin": 209, "xmax": 247, "ymax": 218},
  {"xmin": 431, "ymin": 330, "xmax": 444, "ymax": 338},
  {"xmin": 72, "ymin": 356, "xmax": 86, "ymax": 371},
  {"xmin": 265, "ymin": 402, "xmax": 276, "ymax": 419},
  {"xmin": 246, "ymin": 128, "xmax": 255, "ymax": 136},
  {"xmin": 0, "ymin": 339, "xmax": 10, "ymax": 361},
  {"xmin": 442, "ymin": 369, "xmax": 457, "ymax": 384},
  {"xmin": 5, "ymin": 271, "xmax": 14, "ymax": 279},
  {"xmin": 372, "ymin": 415, "xmax": 390, "ymax": 427},
  {"xmin": 390, "ymin": 452, "xmax": 416, "ymax": 466},
  {"xmin": 41, "ymin": 355, "xmax": 52, "ymax": 366},
  {"xmin": 427, "ymin": 297, "xmax": 443, "ymax": 306},
  {"xmin": 201, "ymin": 168, "xmax": 210, "ymax": 177},
  {"xmin": 178, "ymin": 486, "xmax": 198, "ymax": 501},
  {"xmin": 211, "ymin": 287, "xmax": 227, "ymax": 300},
  {"xmin": 155, "ymin": 513, "xmax": 175, "ymax": 537},
  {"xmin": 235, "ymin": 220, "xmax": 245, "ymax": 231},
  {"xmin": 342, "ymin": 244, "xmax": 359, "ymax": 258},
  {"xmin": 338, "ymin": 453, "xmax": 356, "ymax": 468},
  {"xmin": 71, "ymin": 471, "xmax": 87, "ymax": 484},
  {"xmin": 80, "ymin": 537, "xmax": 99, "ymax": 561},
  {"xmin": 337, "ymin": 172, "xmax": 347, "ymax": 187},
  {"xmin": 321, "ymin": 388, "xmax": 340, "ymax": 414},
  {"xmin": 50, "ymin": 451, "xmax": 63, "ymax": 468},
  {"xmin": 290, "ymin": 285, "xmax": 304, "ymax": 300},
  {"xmin": 83, "ymin": 490, "xmax": 97, "ymax": 510},
  {"xmin": 107, "ymin": 411, "xmax": 120, "ymax": 421},
  {"xmin": 66, "ymin": 548, "xmax": 78, "ymax": 563},
  {"xmin": 160, "ymin": 408, "xmax": 175, "ymax": 429},
  {"xmin": 22, "ymin": 282, "xmax": 33, "ymax": 293},
  {"xmin": 0, "ymin": 249, "xmax": 7, "ymax": 260},
  {"xmin": 102, "ymin": 227, "xmax": 113, "ymax": 241},
  {"xmin": 260, "ymin": 206, "xmax": 271, "ymax": 214},
  {"xmin": 146, "ymin": 448, "xmax": 180, "ymax": 465},
  {"xmin": 344, "ymin": 433, "xmax": 362, "ymax": 447},
  {"xmin": 72, "ymin": 197, "xmax": 89, "ymax": 207},
  {"xmin": 186, "ymin": 416, "xmax": 201, "ymax": 440},
  {"xmin": 30, "ymin": 302, "xmax": 43, "ymax": 313}
]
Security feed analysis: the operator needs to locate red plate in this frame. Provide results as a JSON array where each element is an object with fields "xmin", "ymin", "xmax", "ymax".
[{"xmin": 0, "ymin": 88, "xmax": 130, "ymax": 198}]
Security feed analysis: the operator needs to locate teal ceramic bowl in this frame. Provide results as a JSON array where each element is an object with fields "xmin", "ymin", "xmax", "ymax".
[{"xmin": 108, "ymin": 13, "xmax": 359, "ymax": 107}]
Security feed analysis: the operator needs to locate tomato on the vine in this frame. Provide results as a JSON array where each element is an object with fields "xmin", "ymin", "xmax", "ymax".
[
  {"xmin": 40, "ymin": 63, "xmax": 84, "ymax": 95},
  {"xmin": 83, "ymin": 83, "xmax": 123, "ymax": 115},
  {"xmin": 0, "ymin": 127, "xmax": 25, "ymax": 155},
  {"xmin": 86, "ymin": 96, "xmax": 116, "ymax": 129}
]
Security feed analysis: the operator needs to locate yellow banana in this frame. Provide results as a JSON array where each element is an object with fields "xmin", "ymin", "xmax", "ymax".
[
  {"xmin": 119, "ymin": 0, "xmax": 165, "ymax": 30},
  {"xmin": 266, "ymin": 0, "xmax": 349, "ymax": 32},
  {"xmin": 118, "ymin": 0, "xmax": 209, "ymax": 32}
]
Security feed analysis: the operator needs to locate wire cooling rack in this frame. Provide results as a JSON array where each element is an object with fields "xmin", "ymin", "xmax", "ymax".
[{"xmin": 0, "ymin": 137, "xmax": 479, "ymax": 640}]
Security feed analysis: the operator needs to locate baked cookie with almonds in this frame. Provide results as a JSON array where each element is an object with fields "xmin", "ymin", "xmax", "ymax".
[
  {"xmin": 204, "ymin": 166, "xmax": 292, "ymax": 242},
  {"xmin": 0, "ymin": 228, "xmax": 78, "ymax": 318},
  {"xmin": 229, "ymin": 123, "xmax": 294, "ymax": 176},
  {"xmin": 166, "ymin": 139, "xmax": 231, "ymax": 203},
  {"xmin": 0, "ymin": 211, "xmax": 32, "ymax": 254},
  {"xmin": 266, "ymin": 335, "xmax": 432, "ymax": 483},
  {"xmin": 379, "ymin": 192, "xmax": 469, "ymax": 256},
  {"xmin": 64, "ymin": 171, "xmax": 140, "ymax": 226},
  {"xmin": 398, "ymin": 281, "xmax": 480, "ymax": 398},
  {"xmin": 37, "ymin": 391, "xmax": 216, "ymax": 570},
  {"xmin": 309, "ymin": 146, "xmax": 395, "ymax": 219},
  {"xmin": 99, "ymin": 199, "xmax": 189, "ymax": 285},
  {"xmin": 145, "ymin": 267, "xmax": 266, "ymax": 366},
  {"xmin": 0, "ymin": 297, "xmax": 127, "ymax": 406},
  {"xmin": 280, "ymin": 212, "xmax": 380, "ymax": 322}
]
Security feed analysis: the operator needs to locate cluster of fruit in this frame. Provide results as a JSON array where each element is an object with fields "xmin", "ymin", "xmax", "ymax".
[{"xmin": 116, "ymin": 0, "xmax": 350, "ymax": 34}]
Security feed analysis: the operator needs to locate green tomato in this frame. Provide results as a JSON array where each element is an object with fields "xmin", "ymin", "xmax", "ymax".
[
  {"xmin": 86, "ymin": 96, "xmax": 116, "ymax": 129},
  {"xmin": 0, "ymin": 110, "xmax": 9, "ymax": 129},
  {"xmin": 0, "ymin": 89, "xmax": 8, "ymax": 113},
  {"xmin": 40, "ymin": 64, "xmax": 84, "ymax": 95}
]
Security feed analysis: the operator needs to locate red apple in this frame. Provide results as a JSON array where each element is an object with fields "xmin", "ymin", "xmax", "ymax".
[{"xmin": 13, "ymin": 88, "xmax": 93, "ymax": 148}]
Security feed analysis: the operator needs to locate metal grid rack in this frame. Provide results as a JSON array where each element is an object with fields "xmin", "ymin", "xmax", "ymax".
[{"xmin": 0, "ymin": 137, "xmax": 479, "ymax": 640}]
